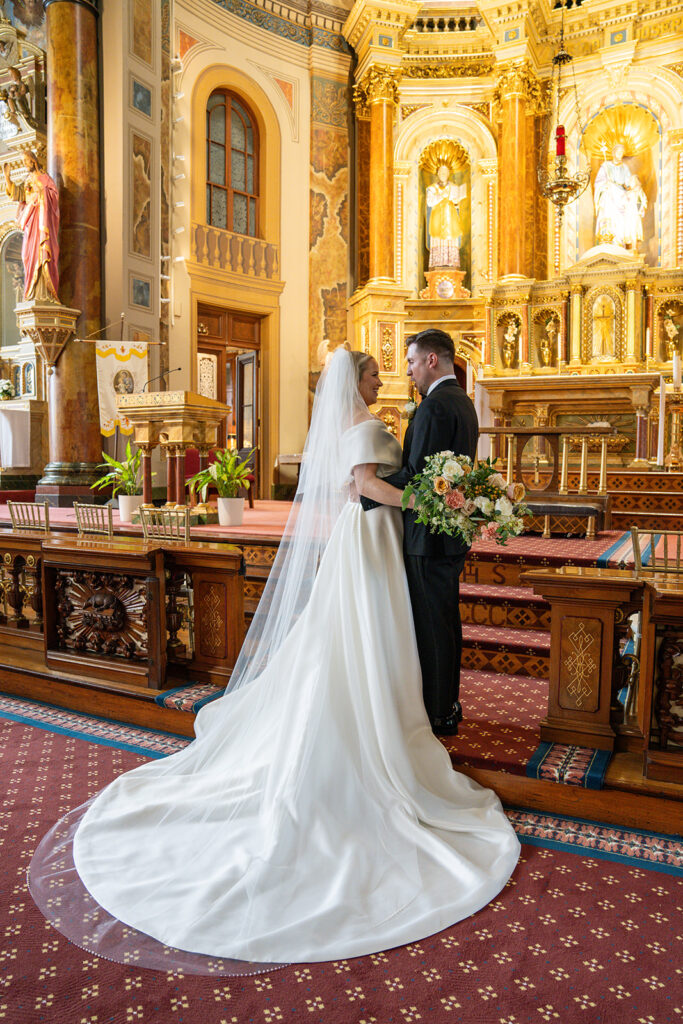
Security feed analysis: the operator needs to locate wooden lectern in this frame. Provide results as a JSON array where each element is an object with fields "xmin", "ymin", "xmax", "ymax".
[{"xmin": 117, "ymin": 391, "xmax": 231, "ymax": 506}]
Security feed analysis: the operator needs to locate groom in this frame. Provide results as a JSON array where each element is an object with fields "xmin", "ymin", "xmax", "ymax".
[{"xmin": 363, "ymin": 328, "xmax": 478, "ymax": 734}]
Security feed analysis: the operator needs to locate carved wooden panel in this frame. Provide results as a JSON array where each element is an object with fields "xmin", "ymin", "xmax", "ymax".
[
  {"xmin": 53, "ymin": 571, "xmax": 149, "ymax": 660},
  {"xmin": 196, "ymin": 581, "xmax": 227, "ymax": 661},
  {"xmin": 559, "ymin": 616, "xmax": 602, "ymax": 713}
]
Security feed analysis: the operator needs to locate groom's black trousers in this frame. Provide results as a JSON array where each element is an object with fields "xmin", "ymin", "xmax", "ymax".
[{"xmin": 404, "ymin": 552, "xmax": 467, "ymax": 721}]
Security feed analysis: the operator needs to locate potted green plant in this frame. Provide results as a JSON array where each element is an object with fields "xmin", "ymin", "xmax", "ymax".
[
  {"xmin": 187, "ymin": 447, "xmax": 254, "ymax": 526},
  {"xmin": 91, "ymin": 440, "xmax": 143, "ymax": 524}
]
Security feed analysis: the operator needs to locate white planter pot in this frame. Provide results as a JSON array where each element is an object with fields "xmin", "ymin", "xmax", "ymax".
[
  {"xmin": 118, "ymin": 494, "xmax": 143, "ymax": 524},
  {"xmin": 217, "ymin": 496, "xmax": 244, "ymax": 526}
]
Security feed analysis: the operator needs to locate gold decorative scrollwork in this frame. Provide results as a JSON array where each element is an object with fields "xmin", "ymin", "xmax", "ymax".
[{"xmin": 403, "ymin": 58, "xmax": 494, "ymax": 79}]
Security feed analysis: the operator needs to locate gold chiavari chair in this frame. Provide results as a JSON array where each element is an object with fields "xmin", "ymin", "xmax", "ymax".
[
  {"xmin": 73, "ymin": 502, "xmax": 114, "ymax": 539},
  {"xmin": 631, "ymin": 526, "xmax": 683, "ymax": 575},
  {"xmin": 140, "ymin": 506, "xmax": 191, "ymax": 544},
  {"xmin": 7, "ymin": 500, "xmax": 50, "ymax": 533}
]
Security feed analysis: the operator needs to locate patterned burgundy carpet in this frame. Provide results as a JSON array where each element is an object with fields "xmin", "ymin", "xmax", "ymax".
[{"xmin": 1, "ymin": 711, "xmax": 681, "ymax": 1024}]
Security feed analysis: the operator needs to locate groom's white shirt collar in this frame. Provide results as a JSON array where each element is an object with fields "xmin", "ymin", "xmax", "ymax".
[{"xmin": 427, "ymin": 374, "xmax": 457, "ymax": 396}]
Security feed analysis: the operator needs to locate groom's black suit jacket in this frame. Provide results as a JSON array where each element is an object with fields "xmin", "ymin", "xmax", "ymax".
[{"xmin": 380, "ymin": 379, "xmax": 479, "ymax": 557}]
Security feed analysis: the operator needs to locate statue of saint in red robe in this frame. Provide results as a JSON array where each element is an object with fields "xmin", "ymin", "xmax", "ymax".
[{"xmin": 3, "ymin": 150, "xmax": 60, "ymax": 302}]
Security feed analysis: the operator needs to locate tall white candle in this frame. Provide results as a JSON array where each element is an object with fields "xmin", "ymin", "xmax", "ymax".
[
  {"xmin": 657, "ymin": 376, "xmax": 666, "ymax": 465},
  {"xmin": 466, "ymin": 362, "xmax": 474, "ymax": 396},
  {"xmin": 674, "ymin": 349, "xmax": 682, "ymax": 390}
]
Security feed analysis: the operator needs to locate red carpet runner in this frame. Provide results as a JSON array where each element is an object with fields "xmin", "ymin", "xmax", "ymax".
[{"xmin": 1, "ymin": 712, "xmax": 681, "ymax": 1024}]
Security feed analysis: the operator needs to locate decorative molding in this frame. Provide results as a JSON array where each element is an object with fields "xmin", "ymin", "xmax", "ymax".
[
  {"xmin": 402, "ymin": 57, "xmax": 494, "ymax": 79},
  {"xmin": 208, "ymin": 0, "xmax": 350, "ymax": 53}
]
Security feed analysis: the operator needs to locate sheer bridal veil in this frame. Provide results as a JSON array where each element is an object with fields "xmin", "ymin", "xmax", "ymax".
[{"xmin": 29, "ymin": 347, "xmax": 372, "ymax": 975}]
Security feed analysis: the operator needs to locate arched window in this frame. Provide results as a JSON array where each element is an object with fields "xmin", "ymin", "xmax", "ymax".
[{"xmin": 206, "ymin": 90, "xmax": 259, "ymax": 237}]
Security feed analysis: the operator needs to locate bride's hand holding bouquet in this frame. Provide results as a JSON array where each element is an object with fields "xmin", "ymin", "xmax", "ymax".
[{"xmin": 401, "ymin": 452, "xmax": 528, "ymax": 545}]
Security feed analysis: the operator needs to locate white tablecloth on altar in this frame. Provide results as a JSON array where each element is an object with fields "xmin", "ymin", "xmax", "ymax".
[{"xmin": 0, "ymin": 406, "xmax": 31, "ymax": 468}]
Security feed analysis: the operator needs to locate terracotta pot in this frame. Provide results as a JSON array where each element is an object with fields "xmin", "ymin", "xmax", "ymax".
[
  {"xmin": 217, "ymin": 496, "xmax": 244, "ymax": 526},
  {"xmin": 118, "ymin": 494, "xmax": 143, "ymax": 524}
]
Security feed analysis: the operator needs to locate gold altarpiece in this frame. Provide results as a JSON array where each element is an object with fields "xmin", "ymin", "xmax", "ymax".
[{"xmin": 342, "ymin": 0, "xmax": 683, "ymax": 461}]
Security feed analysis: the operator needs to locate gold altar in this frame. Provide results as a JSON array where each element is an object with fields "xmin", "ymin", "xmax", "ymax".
[{"xmin": 341, "ymin": 1, "xmax": 683, "ymax": 465}]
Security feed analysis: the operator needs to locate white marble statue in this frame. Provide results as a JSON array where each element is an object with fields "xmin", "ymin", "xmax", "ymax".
[{"xmin": 593, "ymin": 143, "xmax": 647, "ymax": 250}]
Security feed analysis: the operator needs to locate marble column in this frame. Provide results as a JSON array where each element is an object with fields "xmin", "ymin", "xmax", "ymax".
[
  {"xmin": 37, "ymin": 0, "xmax": 102, "ymax": 505},
  {"xmin": 359, "ymin": 67, "xmax": 399, "ymax": 283},
  {"xmin": 497, "ymin": 66, "xmax": 527, "ymax": 279}
]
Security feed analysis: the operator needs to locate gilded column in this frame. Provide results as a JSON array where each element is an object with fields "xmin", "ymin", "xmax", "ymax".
[
  {"xmin": 625, "ymin": 279, "xmax": 639, "ymax": 364},
  {"xmin": 496, "ymin": 63, "xmax": 530, "ymax": 279},
  {"xmin": 355, "ymin": 67, "xmax": 400, "ymax": 283},
  {"xmin": 37, "ymin": 0, "xmax": 102, "ymax": 504},
  {"xmin": 570, "ymin": 285, "xmax": 583, "ymax": 365}
]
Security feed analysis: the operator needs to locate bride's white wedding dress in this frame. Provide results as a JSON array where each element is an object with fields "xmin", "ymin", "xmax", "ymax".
[{"xmin": 71, "ymin": 417, "xmax": 520, "ymax": 963}]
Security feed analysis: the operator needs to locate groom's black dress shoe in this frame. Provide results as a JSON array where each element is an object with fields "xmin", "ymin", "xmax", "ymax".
[
  {"xmin": 430, "ymin": 703, "xmax": 463, "ymax": 736},
  {"xmin": 430, "ymin": 713, "xmax": 459, "ymax": 735}
]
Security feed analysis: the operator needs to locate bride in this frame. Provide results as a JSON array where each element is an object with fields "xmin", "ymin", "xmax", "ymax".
[{"xmin": 44, "ymin": 348, "xmax": 519, "ymax": 965}]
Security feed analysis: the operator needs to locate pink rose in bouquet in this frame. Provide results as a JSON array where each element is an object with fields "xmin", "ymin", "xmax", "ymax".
[
  {"xmin": 479, "ymin": 521, "xmax": 499, "ymax": 541},
  {"xmin": 445, "ymin": 488, "xmax": 465, "ymax": 510}
]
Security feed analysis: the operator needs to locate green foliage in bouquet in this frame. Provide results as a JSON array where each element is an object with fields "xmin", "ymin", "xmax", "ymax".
[
  {"xmin": 187, "ymin": 447, "xmax": 255, "ymax": 500},
  {"xmin": 401, "ymin": 452, "xmax": 529, "ymax": 546},
  {"xmin": 91, "ymin": 440, "xmax": 142, "ymax": 497}
]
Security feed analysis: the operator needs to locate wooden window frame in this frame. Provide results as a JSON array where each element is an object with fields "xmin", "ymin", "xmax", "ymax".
[{"xmin": 206, "ymin": 89, "xmax": 260, "ymax": 237}]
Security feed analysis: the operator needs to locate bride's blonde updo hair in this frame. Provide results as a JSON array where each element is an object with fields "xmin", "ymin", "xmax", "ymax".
[{"xmin": 348, "ymin": 348, "xmax": 374, "ymax": 384}]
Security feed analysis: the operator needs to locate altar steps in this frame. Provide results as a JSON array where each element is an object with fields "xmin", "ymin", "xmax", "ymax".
[{"xmin": 612, "ymin": 509, "xmax": 683, "ymax": 531}]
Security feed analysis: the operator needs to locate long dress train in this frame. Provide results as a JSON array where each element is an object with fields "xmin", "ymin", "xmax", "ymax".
[{"xmin": 69, "ymin": 419, "xmax": 520, "ymax": 963}]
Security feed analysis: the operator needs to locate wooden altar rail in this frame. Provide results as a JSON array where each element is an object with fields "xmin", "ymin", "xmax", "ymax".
[
  {"xmin": 480, "ymin": 425, "xmax": 614, "ymax": 496},
  {"xmin": 523, "ymin": 566, "xmax": 683, "ymax": 785},
  {"xmin": 0, "ymin": 530, "xmax": 244, "ymax": 690}
]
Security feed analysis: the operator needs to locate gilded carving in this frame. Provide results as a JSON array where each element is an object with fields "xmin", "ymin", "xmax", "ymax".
[
  {"xmin": 379, "ymin": 322, "xmax": 396, "ymax": 373},
  {"xmin": 353, "ymin": 66, "xmax": 400, "ymax": 114},
  {"xmin": 494, "ymin": 61, "xmax": 547, "ymax": 113},
  {"xmin": 403, "ymin": 58, "xmax": 494, "ymax": 79}
]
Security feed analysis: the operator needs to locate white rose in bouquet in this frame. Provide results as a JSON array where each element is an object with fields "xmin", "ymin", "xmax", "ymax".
[
  {"xmin": 490, "ymin": 473, "xmax": 507, "ymax": 491},
  {"xmin": 442, "ymin": 458, "xmax": 464, "ymax": 483},
  {"xmin": 474, "ymin": 495, "xmax": 493, "ymax": 515},
  {"xmin": 495, "ymin": 495, "xmax": 513, "ymax": 517}
]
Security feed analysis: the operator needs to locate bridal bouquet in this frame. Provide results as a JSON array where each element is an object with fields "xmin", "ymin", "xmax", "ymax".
[{"xmin": 401, "ymin": 452, "xmax": 528, "ymax": 545}]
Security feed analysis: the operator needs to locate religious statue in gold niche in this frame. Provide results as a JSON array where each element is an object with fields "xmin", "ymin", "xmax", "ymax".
[
  {"xmin": 541, "ymin": 319, "xmax": 558, "ymax": 367},
  {"xmin": 502, "ymin": 320, "xmax": 518, "ymax": 369},
  {"xmin": 593, "ymin": 143, "xmax": 647, "ymax": 250},
  {"xmin": 663, "ymin": 317, "xmax": 680, "ymax": 362},
  {"xmin": 592, "ymin": 295, "xmax": 616, "ymax": 360},
  {"xmin": 426, "ymin": 164, "xmax": 467, "ymax": 269}
]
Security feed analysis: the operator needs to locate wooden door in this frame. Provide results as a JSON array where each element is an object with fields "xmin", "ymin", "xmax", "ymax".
[{"xmin": 196, "ymin": 305, "xmax": 261, "ymax": 492}]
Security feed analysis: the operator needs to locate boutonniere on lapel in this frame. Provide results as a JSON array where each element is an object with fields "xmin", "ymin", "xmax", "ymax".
[{"xmin": 402, "ymin": 400, "xmax": 418, "ymax": 422}]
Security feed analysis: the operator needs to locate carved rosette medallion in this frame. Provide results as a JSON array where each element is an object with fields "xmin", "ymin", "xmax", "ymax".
[{"xmin": 54, "ymin": 570, "xmax": 149, "ymax": 659}]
